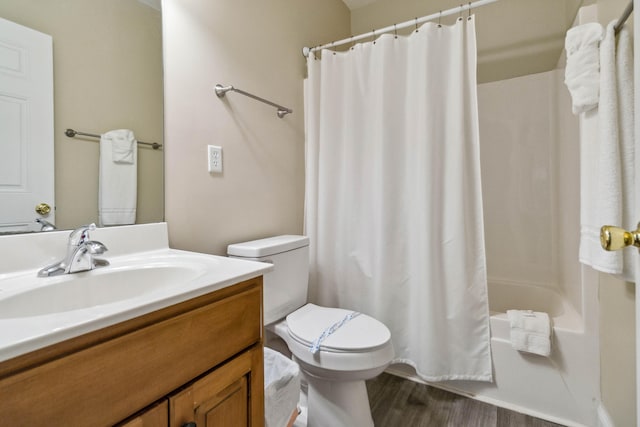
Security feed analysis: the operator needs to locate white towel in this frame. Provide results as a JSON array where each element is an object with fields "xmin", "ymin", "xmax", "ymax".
[
  {"xmin": 579, "ymin": 21, "xmax": 635, "ymax": 280},
  {"xmin": 109, "ymin": 129, "xmax": 136, "ymax": 164},
  {"xmin": 506, "ymin": 310, "xmax": 551, "ymax": 357},
  {"xmin": 615, "ymin": 25, "xmax": 635, "ymax": 282},
  {"xmin": 99, "ymin": 130, "xmax": 137, "ymax": 226},
  {"xmin": 564, "ymin": 23, "xmax": 604, "ymax": 114}
]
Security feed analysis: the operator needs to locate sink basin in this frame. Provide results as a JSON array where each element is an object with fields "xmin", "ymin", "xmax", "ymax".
[{"xmin": 0, "ymin": 261, "xmax": 207, "ymax": 318}]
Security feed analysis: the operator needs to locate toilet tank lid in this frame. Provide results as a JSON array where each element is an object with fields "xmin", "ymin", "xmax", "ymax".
[{"xmin": 227, "ymin": 235, "xmax": 309, "ymax": 257}]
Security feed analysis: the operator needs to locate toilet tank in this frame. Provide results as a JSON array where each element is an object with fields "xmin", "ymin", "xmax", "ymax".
[{"xmin": 227, "ymin": 235, "xmax": 309, "ymax": 325}]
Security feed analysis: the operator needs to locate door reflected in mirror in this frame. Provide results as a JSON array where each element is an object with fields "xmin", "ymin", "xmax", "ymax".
[{"xmin": 0, "ymin": 0, "xmax": 164, "ymax": 234}]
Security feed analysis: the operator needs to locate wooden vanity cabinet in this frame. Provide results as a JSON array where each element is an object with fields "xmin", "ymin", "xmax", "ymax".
[{"xmin": 0, "ymin": 277, "xmax": 265, "ymax": 427}]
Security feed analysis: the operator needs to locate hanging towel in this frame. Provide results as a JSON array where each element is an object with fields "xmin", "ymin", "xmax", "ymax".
[
  {"xmin": 564, "ymin": 22, "xmax": 604, "ymax": 114},
  {"xmin": 615, "ymin": 25, "xmax": 635, "ymax": 282},
  {"xmin": 579, "ymin": 21, "xmax": 635, "ymax": 280},
  {"xmin": 110, "ymin": 130, "xmax": 135, "ymax": 164},
  {"xmin": 99, "ymin": 129, "xmax": 137, "ymax": 226},
  {"xmin": 506, "ymin": 310, "xmax": 551, "ymax": 357}
]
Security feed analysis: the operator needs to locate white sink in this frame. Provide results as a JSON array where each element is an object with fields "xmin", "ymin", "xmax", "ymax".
[
  {"xmin": 0, "ymin": 223, "xmax": 273, "ymax": 363},
  {"xmin": 0, "ymin": 259, "xmax": 210, "ymax": 318}
]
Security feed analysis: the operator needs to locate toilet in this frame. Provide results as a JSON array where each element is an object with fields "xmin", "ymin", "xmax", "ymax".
[{"xmin": 227, "ymin": 235, "xmax": 394, "ymax": 427}]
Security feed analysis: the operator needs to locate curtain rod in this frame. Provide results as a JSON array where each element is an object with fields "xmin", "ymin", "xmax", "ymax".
[
  {"xmin": 614, "ymin": 1, "xmax": 633, "ymax": 35},
  {"xmin": 302, "ymin": 0, "xmax": 499, "ymax": 57}
]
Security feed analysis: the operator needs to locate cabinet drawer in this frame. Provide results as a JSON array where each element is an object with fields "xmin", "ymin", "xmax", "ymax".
[{"xmin": 0, "ymin": 281, "xmax": 261, "ymax": 426}]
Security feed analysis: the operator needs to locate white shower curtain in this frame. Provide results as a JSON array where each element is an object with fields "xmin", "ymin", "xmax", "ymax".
[{"xmin": 304, "ymin": 17, "xmax": 492, "ymax": 381}]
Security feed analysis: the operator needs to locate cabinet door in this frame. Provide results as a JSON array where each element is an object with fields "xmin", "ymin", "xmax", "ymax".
[
  {"xmin": 118, "ymin": 400, "xmax": 169, "ymax": 427},
  {"xmin": 196, "ymin": 376, "xmax": 248, "ymax": 427},
  {"xmin": 170, "ymin": 347, "xmax": 264, "ymax": 427}
]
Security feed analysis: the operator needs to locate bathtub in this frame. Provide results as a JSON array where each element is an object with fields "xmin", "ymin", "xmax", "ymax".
[{"xmin": 387, "ymin": 280, "xmax": 599, "ymax": 427}]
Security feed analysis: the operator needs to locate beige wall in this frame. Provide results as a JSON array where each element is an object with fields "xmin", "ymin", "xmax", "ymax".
[
  {"xmin": 162, "ymin": 0, "xmax": 350, "ymax": 255},
  {"xmin": 598, "ymin": 0, "xmax": 636, "ymax": 426},
  {"xmin": 0, "ymin": 0, "xmax": 164, "ymax": 230}
]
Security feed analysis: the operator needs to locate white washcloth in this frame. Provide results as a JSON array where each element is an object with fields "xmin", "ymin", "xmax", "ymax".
[
  {"xmin": 109, "ymin": 129, "xmax": 136, "ymax": 164},
  {"xmin": 564, "ymin": 23, "xmax": 604, "ymax": 114},
  {"xmin": 99, "ymin": 130, "xmax": 137, "ymax": 226},
  {"xmin": 506, "ymin": 310, "xmax": 551, "ymax": 357},
  {"xmin": 579, "ymin": 21, "xmax": 635, "ymax": 280}
]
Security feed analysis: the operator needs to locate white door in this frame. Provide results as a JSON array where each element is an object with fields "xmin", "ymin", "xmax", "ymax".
[
  {"xmin": 635, "ymin": 2, "xmax": 640, "ymax": 425},
  {"xmin": 0, "ymin": 16, "xmax": 54, "ymax": 233}
]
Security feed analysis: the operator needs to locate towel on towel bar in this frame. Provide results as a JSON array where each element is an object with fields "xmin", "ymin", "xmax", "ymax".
[
  {"xmin": 564, "ymin": 22, "xmax": 604, "ymax": 114},
  {"xmin": 109, "ymin": 129, "xmax": 136, "ymax": 164},
  {"xmin": 506, "ymin": 310, "xmax": 551, "ymax": 357},
  {"xmin": 99, "ymin": 130, "xmax": 137, "ymax": 226},
  {"xmin": 578, "ymin": 21, "xmax": 635, "ymax": 280}
]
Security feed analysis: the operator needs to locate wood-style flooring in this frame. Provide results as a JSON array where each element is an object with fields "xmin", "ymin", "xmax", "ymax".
[{"xmin": 366, "ymin": 373, "xmax": 566, "ymax": 427}]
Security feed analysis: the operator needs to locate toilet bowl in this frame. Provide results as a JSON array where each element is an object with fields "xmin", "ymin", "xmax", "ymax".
[
  {"xmin": 228, "ymin": 236, "xmax": 394, "ymax": 427},
  {"xmin": 272, "ymin": 304, "xmax": 394, "ymax": 427}
]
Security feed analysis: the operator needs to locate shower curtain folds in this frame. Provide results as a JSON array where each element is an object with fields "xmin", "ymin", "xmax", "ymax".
[{"xmin": 304, "ymin": 17, "xmax": 492, "ymax": 382}]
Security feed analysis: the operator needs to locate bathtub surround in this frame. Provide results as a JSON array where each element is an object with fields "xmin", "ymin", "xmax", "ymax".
[{"xmin": 304, "ymin": 17, "xmax": 491, "ymax": 382}]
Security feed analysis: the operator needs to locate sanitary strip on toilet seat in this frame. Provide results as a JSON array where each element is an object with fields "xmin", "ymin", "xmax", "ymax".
[{"xmin": 309, "ymin": 311, "xmax": 361, "ymax": 354}]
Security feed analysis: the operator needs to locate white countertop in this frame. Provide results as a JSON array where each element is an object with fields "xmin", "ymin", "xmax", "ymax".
[{"xmin": 0, "ymin": 223, "xmax": 272, "ymax": 363}]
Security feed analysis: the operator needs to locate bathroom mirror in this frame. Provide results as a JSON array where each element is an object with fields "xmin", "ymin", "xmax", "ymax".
[{"xmin": 0, "ymin": 0, "xmax": 164, "ymax": 234}]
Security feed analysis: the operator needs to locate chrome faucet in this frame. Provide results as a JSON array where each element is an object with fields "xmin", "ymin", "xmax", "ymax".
[
  {"xmin": 37, "ymin": 224, "xmax": 110, "ymax": 277},
  {"xmin": 35, "ymin": 218, "xmax": 57, "ymax": 231}
]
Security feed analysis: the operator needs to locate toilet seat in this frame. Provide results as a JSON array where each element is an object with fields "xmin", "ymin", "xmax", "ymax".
[
  {"xmin": 286, "ymin": 304, "xmax": 391, "ymax": 353},
  {"xmin": 275, "ymin": 304, "xmax": 395, "ymax": 377}
]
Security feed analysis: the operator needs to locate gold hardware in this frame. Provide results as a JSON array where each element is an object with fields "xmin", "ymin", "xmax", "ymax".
[
  {"xmin": 35, "ymin": 203, "xmax": 51, "ymax": 216},
  {"xmin": 600, "ymin": 223, "xmax": 640, "ymax": 251}
]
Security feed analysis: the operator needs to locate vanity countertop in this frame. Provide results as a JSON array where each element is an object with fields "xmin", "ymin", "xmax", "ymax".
[{"xmin": 0, "ymin": 223, "xmax": 272, "ymax": 363}]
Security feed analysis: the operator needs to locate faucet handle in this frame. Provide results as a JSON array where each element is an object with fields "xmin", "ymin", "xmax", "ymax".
[{"xmin": 69, "ymin": 223, "xmax": 97, "ymax": 246}]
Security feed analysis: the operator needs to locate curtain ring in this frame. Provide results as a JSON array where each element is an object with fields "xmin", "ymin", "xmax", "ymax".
[
  {"xmin": 394, "ymin": 24, "xmax": 398, "ymax": 39},
  {"xmin": 372, "ymin": 29, "xmax": 376, "ymax": 44},
  {"xmin": 415, "ymin": 17, "xmax": 419, "ymax": 32},
  {"xmin": 458, "ymin": 4, "xmax": 463, "ymax": 21},
  {"xmin": 468, "ymin": 1, "xmax": 472, "ymax": 20},
  {"xmin": 438, "ymin": 11, "xmax": 442, "ymax": 28},
  {"xmin": 350, "ymin": 35, "xmax": 354, "ymax": 50}
]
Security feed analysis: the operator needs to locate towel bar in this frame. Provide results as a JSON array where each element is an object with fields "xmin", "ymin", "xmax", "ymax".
[{"xmin": 65, "ymin": 128, "xmax": 162, "ymax": 150}]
